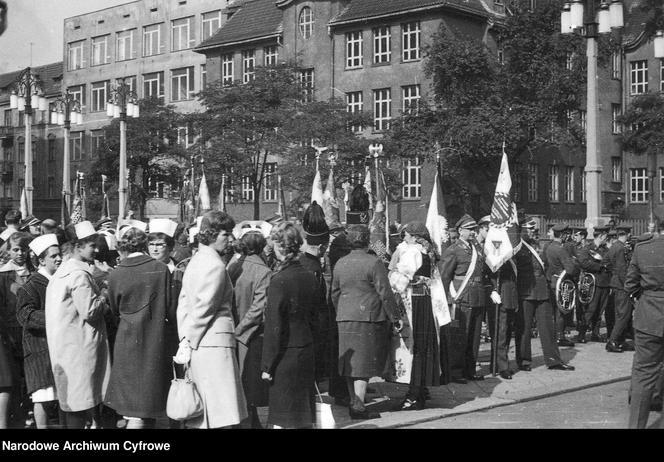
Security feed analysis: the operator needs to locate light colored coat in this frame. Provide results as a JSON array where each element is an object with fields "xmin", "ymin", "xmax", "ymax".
[
  {"xmin": 45, "ymin": 258, "xmax": 111, "ymax": 412},
  {"xmin": 177, "ymin": 244, "xmax": 247, "ymax": 428}
]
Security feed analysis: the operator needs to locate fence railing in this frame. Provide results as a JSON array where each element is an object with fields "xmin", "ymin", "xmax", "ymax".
[{"xmin": 540, "ymin": 218, "xmax": 651, "ymax": 236}]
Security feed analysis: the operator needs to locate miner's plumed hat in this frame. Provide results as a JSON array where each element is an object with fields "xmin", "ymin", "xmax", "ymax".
[
  {"xmin": 302, "ymin": 201, "xmax": 330, "ymax": 245},
  {"xmin": 455, "ymin": 214, "xmax": 477, "ymax": 230},
  {"xmin": 346, "ymin": 184, "xmax": 370, "ymax": 225}
]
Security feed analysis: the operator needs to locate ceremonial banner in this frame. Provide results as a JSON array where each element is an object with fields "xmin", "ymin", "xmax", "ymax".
[
  {"xmin": 322, "ymin": 167, "xmax": 340, "ymax": 227},
  {"xmin": 369, "ymin": 167, "xmax": 388, "ymax": 260},
  {"xmin": 363, "ymin": 165, "xmax": 372, "ymax": 209},
  {"xmin": 20, "ymin": 187, "xmax": 28, "ymax": 218},
  {"xmin": 425, "ymin": 165, "xmax": 448, "ymax": 255},
  {"xmin": 70, "ymin": 175, "xmax": 83, "ymax": 225},
  {"xmin": 484, "ymin": 147, "xmax": 522, "ymax": 272},
  {"xmin": 311, "ymin": 166, "xmax": 324, "ymax": 206},
  {"xmin": 198, "ymin": 171, "xmax": 210, "ymax": 212}
]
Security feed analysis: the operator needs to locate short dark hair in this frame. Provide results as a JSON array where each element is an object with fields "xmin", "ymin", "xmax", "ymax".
[
  {"xmin": 553, "ymin": 230, "xmax": 564, "ymax": 238},
  {"xmin": 198, "ymin": 211, "xmax": 235, "ymax": 246},
  {"xmin": 346, "ymin": 224, "xmax": 370, "ymax": 249},
  {"xmin": 239, "ymin": 232, "xmax": 267, "ymax": 256},
  {"xmin": 7, "ymin": 231, "xmax": 32, "ymax": 249},
  {"xmin": 117, "ymin": 228, "xmax": 148, "ymax": 254},
  {"xmin": 148, "ymin": 232, "xmax": 175, "ymax": 249},
  {"xmin": 4, "ymin": 209, "xmax": 21, "ymax": 225}
]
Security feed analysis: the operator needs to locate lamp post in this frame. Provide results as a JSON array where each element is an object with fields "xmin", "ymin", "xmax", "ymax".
[
  {"xmin": 107, "ymin": 78, "xmax": 139, "ymax": 221},
  {"xmin": 561, "ymin": 0, "xmax": 624, "ymax": 233},
  {"xmin": 9, "ymin": 67, "xmax": 48, "ymax": 216},
  {"xmin": 51, "ymin": 90, "xmax": 82, "ymax": 221}
]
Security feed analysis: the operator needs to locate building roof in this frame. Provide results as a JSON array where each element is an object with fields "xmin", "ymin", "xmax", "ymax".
[
  {"xmin": 0, "ymin": 62, "xmax": 63, "ymax": 103},
  {"xmin": 329, "ymin": 0, "xmax": 493, "ymax": 25},
  {"xmin": 622, "ymin": 0, "xmax": 650, "ymax": 48},
  {"xmin": 195, "ymin": 0, "xmax": 282, "ymax": 52}
]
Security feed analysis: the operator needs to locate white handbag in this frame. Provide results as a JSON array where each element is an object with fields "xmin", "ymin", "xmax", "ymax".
[{"xmin": 314, "ymin": 382, "xmax": 336, "ymax": 429}]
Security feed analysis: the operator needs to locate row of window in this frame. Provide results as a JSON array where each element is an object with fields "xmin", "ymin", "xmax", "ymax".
[
  {"xmin": 629, "ymin": 168, "xmax": 664, "ymax": 203},
  {"xmin": 628, "ymin": 59, "xmax": 664, "ymax": 95},
  {"xmin": 345, "ymin": 21, "xmax": 421, "ymax": 69},
  {"xmin": 67, "ymin": 11, "xmax": 222, "ymax": 70},
  {"xmin": 515, "ymin": 164, "xmax": 587, "ymax": 204},
  {"xmin": 345, "ymin": 85, "xmax": 420, "ymax": 132}
]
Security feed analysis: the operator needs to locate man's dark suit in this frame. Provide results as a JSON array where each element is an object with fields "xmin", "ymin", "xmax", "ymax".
[
  {"xmin": 487, "ymin": 261, "xmax": 517, "ymax": 373},
  {"xmin": 607, "ymin": 239, "xmax": 632, "ymax": 345},
  {"xmin": 544, "ymin": 240, "xmax": 580, "ymax": 338},
  {"xmin": 624, "ymin": 235, "xmax": 664, "ymax": 428},
  {"xmin": 577, "ymin": 242, "xmax": 612, "ymax": 338}
]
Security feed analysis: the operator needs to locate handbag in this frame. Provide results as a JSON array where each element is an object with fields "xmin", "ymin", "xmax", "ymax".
[
  {"xmin": 166, "ymin": 360, "xmax": 204, "ymax": 421},
  {"xmin": 314, "ymin": 382, "xmax": 336, "ymax": 429}
]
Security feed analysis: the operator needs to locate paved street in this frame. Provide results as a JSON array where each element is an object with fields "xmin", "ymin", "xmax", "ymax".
[{"xmin": 405, "ymin": 379, "xmax": 661, "ymax": 429}]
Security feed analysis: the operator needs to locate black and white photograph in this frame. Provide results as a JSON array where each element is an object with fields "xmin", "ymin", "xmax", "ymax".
[{"xmin": 0, "ymin": 0, "xmax": 663, "ymax": 445}]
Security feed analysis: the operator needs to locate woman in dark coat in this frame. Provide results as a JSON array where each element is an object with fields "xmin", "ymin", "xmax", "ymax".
[
  {"xmin": 261, "ymin": 223, "xmax": 319, "ymax": 429},
  {"xmin": 104, "ymin": 228, "xmax": 178, "ymax": 429},
  {"xmin": 16, "ymin": 235, "xmax": 62, "ymax": 428}
]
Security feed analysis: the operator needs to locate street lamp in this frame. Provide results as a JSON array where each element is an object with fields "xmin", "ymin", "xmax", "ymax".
[
  {"xmin": 107, "ymin": 78, "xmax": 139, "ymax": 221},
  {"xmin": 561, "ymin": 0, "xmax": 624, "ymax": 234},
  {"xmin": 51, "ymin": 90, "xmax": 82, "ymax": 222},
  {"xmin": 9, "ymin": 67, "xmax": 48, "ymax": 216}
]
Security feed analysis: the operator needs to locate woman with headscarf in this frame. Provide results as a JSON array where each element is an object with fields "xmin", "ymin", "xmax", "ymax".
[
  {"xmin": 104, "ymin": 227, "xmax": 177, "ymax": 429},
  {"xmin": 332, "ymin": 224, "xmax": 401, "ymax": 419},
  {"xmin": 0, "ymin": 231, "xmax": 33, "ymax": 427},
  {"xmin": 389, "ymin": 221, "xmax": 442, "ymax": 411},
  {"xmin": 16, "ymin": 235, "xmax": 62, "ymax": 428},
  {"xmin": 261, "ymin": 223, "xmax": 319, "ymax": 429},
  {"xmin": 175, "ymin": 211, "xmax": 247, "ymax": 429}
]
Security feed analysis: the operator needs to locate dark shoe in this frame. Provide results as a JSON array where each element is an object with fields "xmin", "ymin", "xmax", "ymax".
[
  {"xmin": 349, "ymin": 408, "xmax": 380, "ymax": 420},
  {"xmin": 464, "ymin": 374, "xmax": 485, "ymax": 381},
  {"xmin": 399, "ymin": 398, "xmax": 425, "ymax": 411},
  {"xmin": 548, "ymin": 363, "xmax": 575, "ymax": 371},
  {"xmin": 605, "ymin": 341, "xmax": 624, "ymax": 353},
  {"xmin": 499, "ymin": 370, "xmax": 512, "ymax": 380},
  {"xmin": 576, "ymin": 331, "xmax": 587, "ymax": 343},
  {"xmin": 558, "ymin": 338, "xmax": 575, "ymax": 347},
  {"xmin": 452, "ymin": 377, "xmax": 468, "ymax": 384},
  {"xmin": 620, "ymin": 342, "xmax": 635, "ymax": 351},
  {"xmin": 518, "ymin": 364, "xmax": 532, "ymax": 372}
]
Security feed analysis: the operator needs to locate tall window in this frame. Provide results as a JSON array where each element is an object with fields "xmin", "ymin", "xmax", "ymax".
[
  {"xmin": 143, "ymin": 72, "xmax": 164, "ymax": 99},
  {"xmin": 91, "ymin": 81, "xmax": 108, "ymax": 112},
  {"xmin": 143, "ymin": 23, "xmax": 163, "ymax": 56},
  {"xmin": 263, "ymin": 163, "xmax": 277, "ymax": 201},
  {"xmin": 201, "ymin": 10, "xmax": 222, "ymax": 40},
  {"xmin": 91, "ymin": 35, "xmax": 110, "ymax": 66},
  {"xmin": 116, "ymin": 29, "xmax": 135, "ymax": 61},
  {"xmin": 68, "ymin": 84, "xmax": 85, "ymax": 105},
  {"xmin": 581, "ymin": 169, "xmax": 587, "ymax": 202},
  {"xmin": 612, "ymin": 103, "xmax": 622, "ymax": 133},
  {"xmin": 346, "ymin": 91, "xmax": 363, "ymax": 132},
  {"xmin": 612, "ymin": 157, "xmax": 622, "ymax": 182},
  {"xmin": 579, "ymin": 110, "xmax": 586, "ymax": 131},
  {"xmin": 177, "ymin": 125, "xmax": 191, "ymax": 147},
  {"xmin": 299, "ymin": 6, "xmax": 313, "ymax": 39},
  {"xmin": 172, "ymin": 17, "xmax": 194, "ymax": 51},
  {"xmin": 48, "ymin": 135, "xmax": 56, "ymax": 161},
  {"xmin": 660, "ymin": 168, "xmax": 664, "ymax": 202},
  {"xmin": 373, "ymin": 26, "xmax": 391, "ymax": 64},
  {"xmin": 264, "ymin": 46, "xmax": 278, "ymax": 66},
  {"xmin": 171, "ymin": 67, "xmax": 194, "ymax": 101},
  {"xmin": 201, "ymin": 64, "xmax": 207, "ymax": 90},
  {"xmin": 68, "ymin": 40, "xmax": 84, "ymax": 70},
  {"xmin": 612, "ymin": 51, "xmax": 621, "ymax": 79},
  {"xmin": 661, "ymin": 59, "xmax": 664, "ymax": 91},
  {"xmin": 242, "ymin": 50, "xmax": 255, "ymax": 83},
  {"xmin": 564, "ymin": 166, "xmax": 574, "ymax": 202},
  {"xmin": 48, "ymin": 177, "xmax": 56, "ymax": 198},
  {"xmin": 70, "ymin": 132, "xmax": 83, "ymax": 161},
  {"xmin": 402, "ymin": 157, "xmax": 421, "ymax": 199},
  {"xmin": 241, "ymin": 176, "xmax": 254, "ymax": 202},
  {"xmin": 300, "ymin": 69, "xmax": 314, "ymax": 103},
  {"xmin": 118, "ymin": 76, "xmax": 136, "ymax": 94},
  {"xmin": 17, "ymin": 138, "xmax": 24, "ymax": 163},
  {"xmin": 549, "ymin": 165, "xmax": 560, "ymax": 202},
  {"xmin": 3, "ymin": 109, "xmax": 11, "ymax": 126},
  {"xmin": 528, "ymin": 163, "xmax": 538, "ymax": 202},
  {"xmin": 346, "ymin": 31, "xmax": 363, "ymax": 69},
  {"xmin": 630, "ymin": 60, "xmax": 648, "ymax": 95},
  {"xmin": 402, "ymin": 22, "xmax": 421, "ymax": 61},
  {"xmin": 630, "ymin": 168, "xmax": 648, "ymax": 203},
  {"xmin": 90, "ymin": 130, "xmax": 105, "ymax": 154},
  {"xmin": 373, "ymin": 88, "xmax": 391, "ymax": 131},
  {"xmin": 565, "ymin": 52, "xmax": 575, "ymax": 70},
  {"xmin": 222, "ymin": 54, "xmax": 234, "ymax": 85},
  {"xmin": 402, "ymin": 85, "xmax": 420, "ymax": 114}
]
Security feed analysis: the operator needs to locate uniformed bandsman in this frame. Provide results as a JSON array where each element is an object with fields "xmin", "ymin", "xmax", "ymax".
[{"xmin": 605, "ymin": 226, "xmax": 633, "ymax": 353}]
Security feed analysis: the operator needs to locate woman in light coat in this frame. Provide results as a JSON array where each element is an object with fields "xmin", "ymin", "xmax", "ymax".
[
  {"xmin": 45, "ymin": 221, "xmax": 111, "ymax": 428},
  {"xmin": 175, "ymin": 211, "xmax": 247, "ymax": 428}
]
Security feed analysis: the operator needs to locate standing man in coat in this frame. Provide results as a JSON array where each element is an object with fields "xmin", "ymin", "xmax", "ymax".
[
  {"xmin": 606, "ymin": 226, "xmax": 633, "ymax": 353},
  {"xmin": 440, "ymin": 214, "xmax": 489, "ymax": 382},
  {"xmin": 514, "ymin": 218, "xmax": 575, "ymax": 372},
  {"xmin": 545, "ymin": 223, "xmax": 580, "ymax": 347},
  {"xmin": 577, "ymin": 226, "xmax": 612, "ymax": 342},
  {"xmin": 624, "ymin": 220, "xmax": 664, "ymax": 428}
]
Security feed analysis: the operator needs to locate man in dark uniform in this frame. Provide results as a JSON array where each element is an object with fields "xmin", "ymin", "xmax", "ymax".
[
  {"xmin": 515, "ymin": 217, "xmax": 575, "ymax": 371},
  {"xmin": 577, "ymin": 226, "xmax": 611, "ymax": 343},
  {"xmin": 606, "ymin": 226, "xmax": 633, "ymax": 353},
  {"xmin": 624, "ymin": 220, "xmax": 664, "ymax": 428},
  {"xmin": 544, "ymin": 223, "xmax": 580, "ymax": 347},
  {"xmin": 440, "ymin": 214, "xmax": 489, "ymax": 382}
]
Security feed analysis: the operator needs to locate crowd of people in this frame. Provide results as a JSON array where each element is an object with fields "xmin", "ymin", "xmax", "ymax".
[{"xmin": 0, "ymin": 182, "xmax": 661, "ymax": 429}]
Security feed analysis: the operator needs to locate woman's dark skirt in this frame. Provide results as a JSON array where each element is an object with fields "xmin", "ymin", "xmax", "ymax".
[
  {"xmin": 409, "ymin": 294, "xmax": 441, "ymax": 388},
  {"xmin": 239, "ymin": 334, "xmax": 269, "ymax": 408},
  {"xmin": 338, "ymin": 320, "xmax": 391, "ymax": 378},
  {"xmin": 0, "ymin": 333, "xmax": 16, "ymax": 388},
  {"xmin": 267, "ymin": 345, "xmax": 315, "ymax": 429}
]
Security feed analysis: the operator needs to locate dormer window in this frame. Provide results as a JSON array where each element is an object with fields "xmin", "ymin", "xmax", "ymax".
[{"xmin": 299, "ymin": 6, "xmax": 313, "ymax": 39}]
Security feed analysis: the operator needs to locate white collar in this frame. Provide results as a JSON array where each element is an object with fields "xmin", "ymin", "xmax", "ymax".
[
  {"xmin": 167, "ymin": 259, "xmax": 176, "ymax": 273},
  {"xmin": 38, "ymin": 267, "xmax": 54, "ymax": 281}
]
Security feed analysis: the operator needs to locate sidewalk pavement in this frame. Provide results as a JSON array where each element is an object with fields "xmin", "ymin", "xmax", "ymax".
[{"xmin": 318, "ymin": 330, "xmax": 635, "ymax": 429}]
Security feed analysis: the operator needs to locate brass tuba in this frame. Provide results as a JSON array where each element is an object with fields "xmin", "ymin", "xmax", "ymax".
[
  {"xmin": 577, "ymin": 272, "xmax": 596, "ymax": 304},
  {"xmin": 556, "ymin": 270, "xmax": 577, "ymax": 314}
]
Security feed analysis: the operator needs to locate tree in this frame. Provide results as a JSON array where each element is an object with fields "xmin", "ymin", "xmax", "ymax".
[
  {"xmin": 387, "ymin": 0, "xmax": 589, "ymax": 211},
  {"xmin": 192, "ymin": 62, "xmax": 375, "ymax": 219},
  {"xmin": 84, "ymin": 97, "xmax": 188, "ymax": 219}
]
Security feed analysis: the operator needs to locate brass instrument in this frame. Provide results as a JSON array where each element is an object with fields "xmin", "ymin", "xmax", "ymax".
[
  {"xmin": 555, "ymin": 270, "xmax": 577, "ymax": 314},
  {"xmin": 577, "ymin": 272, "xmax": 596, "ymax": 304}
]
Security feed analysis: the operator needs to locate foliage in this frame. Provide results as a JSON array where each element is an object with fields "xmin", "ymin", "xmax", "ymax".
[
  {"xmin": 639, "ymin": 0, "xmax": 664, "ymax": 39},
  {"xmin": 620, "ymin": 92, "xmax": 664, "ymax": 157}
]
